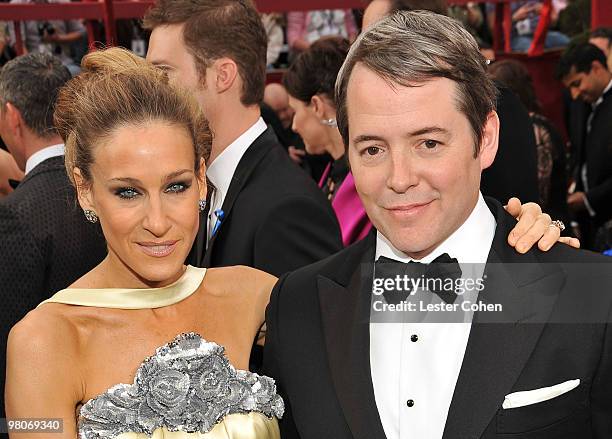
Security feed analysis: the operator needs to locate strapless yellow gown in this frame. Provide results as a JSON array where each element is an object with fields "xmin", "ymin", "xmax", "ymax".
[{"xmin": 40, "ymin": 266, "xmax": 283, "ymax": 439}]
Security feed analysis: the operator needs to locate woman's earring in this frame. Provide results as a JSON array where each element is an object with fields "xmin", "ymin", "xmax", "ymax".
[
  {"xmin": 83, "ymin": 209, "xmax": 98, "ymax": 224},
  {"xmin": 321, "ymin": 118, "xmax": 338, "ymax": 127},
  {"xmin": 198, "ymin": 199, "xmax": 207, "ymax": 212}
]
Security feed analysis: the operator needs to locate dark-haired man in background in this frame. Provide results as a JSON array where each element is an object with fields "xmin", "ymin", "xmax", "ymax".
[
  {"xmin": 559, "ymin": 43, "xmax": 612, "ymax": 250},
  {"xmin": 144, "ymin": 0, "xmax": 343, "ymax": 278},
  {"xmin": 144, "ymin": 0, "xmax": 344, "ymax": 370},
  {"xmin": 0, "ymin": 52, "xmax": 107, "ymax": 420}
]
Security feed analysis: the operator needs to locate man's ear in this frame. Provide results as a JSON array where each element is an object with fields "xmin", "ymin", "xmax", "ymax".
[
  {"xmin": 5, "ymin": 103, "xmax": 24, "ymax": 140},
  {"xmin": 591, "ymin": 60, "xmax": 604, "ymax": 74},
  {"xmin": 213, "ymin": 58, "xmax": 238, "ymax": 95},
  {"xmin": 478, "ymin": 110, "xmax": 500, "ymax": 170},
  {"xmin": 73, "ymin": 168, "xmax": 95, "ymax": 212}
]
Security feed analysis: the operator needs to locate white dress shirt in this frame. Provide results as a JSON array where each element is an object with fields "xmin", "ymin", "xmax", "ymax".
[
  {"xmin": 206, "ymin": 117, "xmax": 267, "ymax": 244},
  {"xmin": 370, "ymin": 192, "xmax": 496, "ymax": 439},
  {"xmin": 24, "ymin": 143, "xmax": 65, "ymax": 175}
]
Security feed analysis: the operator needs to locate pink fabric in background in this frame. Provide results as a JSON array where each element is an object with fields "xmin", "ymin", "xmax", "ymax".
[{"xmin": 331, "ymin": 172, "xmax": 372, "ymax": 246}]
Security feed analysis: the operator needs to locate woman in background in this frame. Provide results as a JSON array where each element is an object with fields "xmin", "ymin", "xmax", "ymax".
[
  {"xmin": 286, "ymin": 37, "xmax": 578, "ymax": 248},
  {"xmin": 284, "ymin": 36, "xmax": 371, "ymax": 246}
]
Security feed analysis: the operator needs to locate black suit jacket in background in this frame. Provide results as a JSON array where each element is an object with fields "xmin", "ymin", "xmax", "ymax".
[
  {"xmin": 481, "ymin": 83, "xmax": 540, "ymax": 204},
  {"xmin": 189, "ymin": 127, "xmax": 343, "ymax": 277},
  {"xmin": 0, "ymin": 156, "xmax": 107, "ymax": 420},
  {"xmin": 573, "ymin": 88, "xmax": 612, "ymax": 247},
  {"xmin": 564, "ymin": 90, "xmax": 589, "ymax": 174},
  {"xmin": 264, "ymin": 198, "xmax": 612, "ymax": 439}
]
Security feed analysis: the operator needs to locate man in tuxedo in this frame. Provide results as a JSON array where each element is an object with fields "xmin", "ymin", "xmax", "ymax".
[
  {"xmin": 144, "ymin": 0, "xmax": 342, "ymax": 277},
  {"xmin": 363, "ymin": 0, "xmax": 541, "ymax": 205},
  {"xmin": 0, "ymin": 53, "xmax": 107, "ymax": 419},
  {"xmin": 559, "ymin": 43, "xmax": 612, "ymax": 250},
  {"xmin": 264, "ymin": 11, "xmax": 612, "ymax": 439}
]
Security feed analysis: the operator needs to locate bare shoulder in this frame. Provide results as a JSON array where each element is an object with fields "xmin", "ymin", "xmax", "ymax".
[
  {"xmin": 204, "ymin": 266, "xmax": 277, "ymax": 304},
  {"xmin": 6, "ymin": 305, "xmax": 83, "ymax": 420},
  {"xmin": 8, "ymin": 304, "xmax": 80, "ymax": 364}
]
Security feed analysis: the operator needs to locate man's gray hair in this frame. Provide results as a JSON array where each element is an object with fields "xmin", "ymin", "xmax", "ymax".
[
  {"xmin": 335, "ymin": 10, "xmax": 497, "ymax": 155},
  {"xmin": 0, "ymin": 53, "xmax": 71, "ymax": 138}
]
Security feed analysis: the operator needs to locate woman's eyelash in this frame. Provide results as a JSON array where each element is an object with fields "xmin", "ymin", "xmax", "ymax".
[
  {"xmin": 165, "ymin": 181, "xmax": 191, "ymax": 193},
  {"xmin": 115, "ymin": 187, "xmax": 140, "ymax": 199}
]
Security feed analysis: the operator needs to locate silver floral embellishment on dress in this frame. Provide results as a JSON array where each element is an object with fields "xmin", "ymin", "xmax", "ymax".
[{"xmin": 78, "ymin": 333, "xmax": 284, "ymax": 438}]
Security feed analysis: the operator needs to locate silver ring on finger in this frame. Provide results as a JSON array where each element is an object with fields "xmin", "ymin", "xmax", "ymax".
[{"xmin": 550, "ymin": 220, "xmax": 565, "ymax": 232}]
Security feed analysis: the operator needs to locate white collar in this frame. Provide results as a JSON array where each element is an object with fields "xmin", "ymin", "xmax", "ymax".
[
  {"xmin": 206, "ymin": 117, "xmax": 267, "ymax": 199},
  {"xmin": 375, "ymin": 192, "xmax": 497, "ymax": 265},
  {"xmin": 25, "ymin": 143, "xmax": 65, "ymax": 175},
  {"xmin": 593, "ymin": 77, "xmax": 612, "ymax": 110}
]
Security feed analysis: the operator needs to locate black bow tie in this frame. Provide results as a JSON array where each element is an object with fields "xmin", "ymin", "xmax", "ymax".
[{"xmin": 375, "ymin": 253, "xmax": 462, "ymax": 304}]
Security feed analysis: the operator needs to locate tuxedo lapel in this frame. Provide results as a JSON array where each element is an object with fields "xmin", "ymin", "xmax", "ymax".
[
  {"xmin": 443, "ymin": 199, "xmax": 565, "ymax": 439},
  {"xmin": 201, "ymin": 128, "xmax": 277, "ymax": 267},
  {"xmin": 317, "ymin": 234, "xmax": 387, "ymax": 439}
]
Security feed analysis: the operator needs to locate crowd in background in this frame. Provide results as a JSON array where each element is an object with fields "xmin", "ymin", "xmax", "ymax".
[
  {"xmin": 1, "ymin": 1, "xmax": 611, "ymax": 249},
  {"xmin": 0, "ymin": 0, "xmax": 612, "ymax": 426},
  {"xmin": 0, "ymin": 2, "xmax": 610, "ymax": 243},
  {"xmin": 0, "ymin": 1, "xmax": 597, "ymax": 71}
]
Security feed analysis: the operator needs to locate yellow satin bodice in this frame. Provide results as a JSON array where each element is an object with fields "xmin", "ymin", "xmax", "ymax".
[
  {"xmin": 112, "ymin": 413, "xmax": 279, "ymax": 439},
  {"xmin": 41, "ymin": 266, "xmax": 283, "ymax": 439}
]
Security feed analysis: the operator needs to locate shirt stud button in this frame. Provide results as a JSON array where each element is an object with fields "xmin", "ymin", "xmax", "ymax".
[
  {"xmin": 410, "ymin": 334, "xmax": 418, "ymax": 342},
  {"xmin": 407, "ymin": 399, "xmax": 415, "ymax": 407}
]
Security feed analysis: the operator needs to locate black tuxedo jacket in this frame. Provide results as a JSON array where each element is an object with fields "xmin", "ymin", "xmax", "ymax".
[
  {"xmin": 0, "ymin": 156, "xmax": 107, "ymax": 419},
  {"xmin": 481, "ymin": 83, "xmax": 540, "ymax": 204},
  {"xmin": 189, "ymin": 127, "xmax": 342, "ymax": 276},
  {"xmin": 264, "ymin": 198, "xmax": 612, "ymax": 439},
  {"xmin": 565, "ymin": 91, "xmax": 589, "ymax": 174},
  {"xmin": 574, "ymin": 88, "xmax": 612, "ymax": 231}
]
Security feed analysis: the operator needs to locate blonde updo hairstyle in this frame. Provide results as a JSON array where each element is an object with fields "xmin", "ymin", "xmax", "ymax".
[{"xmin": 55, "ymin": 47, "xmax": 211, "ymax": 189}]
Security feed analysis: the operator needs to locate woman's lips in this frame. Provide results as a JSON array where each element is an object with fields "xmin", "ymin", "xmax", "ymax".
[{"xmin": 136, "ymin": 241, "xmax": 179, "ymax": 257}]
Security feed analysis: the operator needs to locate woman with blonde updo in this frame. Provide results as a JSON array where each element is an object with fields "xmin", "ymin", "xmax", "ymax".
[{"xmin": 5, "ymin": 48, "xmax": 283, "ymax": 439}]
